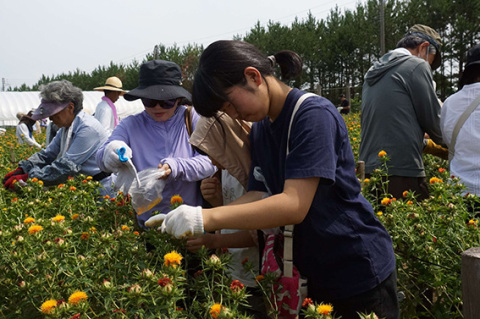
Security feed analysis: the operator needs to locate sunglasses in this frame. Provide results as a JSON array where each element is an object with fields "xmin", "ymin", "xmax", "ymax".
[{"xmin": 141, "ymin": 98, "xmax": 178, "ymax": 109}]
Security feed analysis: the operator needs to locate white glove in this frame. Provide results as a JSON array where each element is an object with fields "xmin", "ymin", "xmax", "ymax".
[
  {"xmin": 103, "ymin": 141, "xmax": 132, "ymax": 173},
  {"xmin": 145, "ymin": 205, "xmax": 204, "ymax": 238}
]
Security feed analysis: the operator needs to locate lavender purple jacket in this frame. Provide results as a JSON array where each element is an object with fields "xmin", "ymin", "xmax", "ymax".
[{"xmin": 96, "ymin": 105, "xmax": 216, "ymax": 228}]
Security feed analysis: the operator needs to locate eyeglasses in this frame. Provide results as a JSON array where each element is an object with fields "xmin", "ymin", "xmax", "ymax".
[{"xmin": 141, "ymin": 98, "xmax": 178, "ymax": 109}]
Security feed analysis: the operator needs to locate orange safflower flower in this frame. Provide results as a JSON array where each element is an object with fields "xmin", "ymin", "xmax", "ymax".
[
  {"xmin": 69, "ymin": 186, "xmax": 76, "ymax": 191},
  {"xmin": 28, "ymin": 225, "xmax": 43, "ymax": 234},
  {"xmin": 378, "ymin": 150, "xmax": 387, "ymax": 157},
  {"xmin": 24, "ymin": 217, "xmax": 35, "ymax": 224},
  {"xmin": 52, "ymin": 215, "xmax": 65, "ymax": 222},
  {"xmin": 302, "ymin": 298, "xmax": 314, "ymax": 308},
  {"xmin": 402, "ymin": 191, "xmax": 408, "ymax": 198},
  {"xmin": 121, "ymin": 225, "xmax": 130, "ymax": 231},
  {"xmin": 429, "ymin": 177, "xmax": 443, "ymax": 184},
  {"xmin": 71, "ymin": 214, "xmax": 79, "ymax": 220},
  {"xmin": 31, "ymin": 177, "xmax": 38, "ymax": 182},
  {"xmin": 58, "ymin": 184, "xmax": 65, "ymax": 188},
  {"xmin": 68, "ymin": 291, "xmax": 87, "ymax": 305},
  {"xmin": 438, "ymin": 168, "xmax": 446, "ymax": 173},
  {"xmin": 170, "ymin": 195, "xmax": 183, "ymax": 206},
  {"xmin": 209, "ymin": 303, "xmax": 223, "ymax": 319},
  {"xmin": 381, "ymin": 197, "xmax": 391, "ymax": 206}
]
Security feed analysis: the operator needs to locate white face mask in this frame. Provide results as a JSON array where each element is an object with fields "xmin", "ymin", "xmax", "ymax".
[{"xmin": 418, "ymin": 44, "xmax": 431, "ymax": 62}]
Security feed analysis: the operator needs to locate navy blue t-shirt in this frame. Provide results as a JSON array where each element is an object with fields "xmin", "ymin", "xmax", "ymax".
[{"xmin": 248, "ymin": 88, "xmax": 395, "ymax": 301}]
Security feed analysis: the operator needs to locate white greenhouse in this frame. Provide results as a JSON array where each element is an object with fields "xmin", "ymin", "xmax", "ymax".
[{"xmin": 0, "ymin": 91, "xmax": 144, "ymax": 127}]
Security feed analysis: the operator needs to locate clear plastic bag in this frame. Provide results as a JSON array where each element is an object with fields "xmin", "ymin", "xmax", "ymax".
[{"xmin": 129, "ymin": 168, "xmax": 166, "ymax": 215}]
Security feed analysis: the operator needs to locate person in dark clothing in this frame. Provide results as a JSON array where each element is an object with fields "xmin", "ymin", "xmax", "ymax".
[{"xmin": 339, "ymin": 94, "xmax": 350, "ymax": 114}]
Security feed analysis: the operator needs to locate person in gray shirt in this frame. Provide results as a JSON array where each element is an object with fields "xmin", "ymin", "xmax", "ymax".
[{"xmin": 359, "ymin": 24, "xmax": 443, "ymax": 200}]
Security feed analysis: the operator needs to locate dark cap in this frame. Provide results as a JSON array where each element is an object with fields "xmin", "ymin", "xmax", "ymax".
[
  {"xmin": 406, "ymin": 24, "xmax": 442, "ymax": 70},
  {"xmin": 31, "ymin": 100, "xmax": 70, "ymax": 121},
  {"xmin": 124, "ymin": 60, "xmax": 192, "ymax": 102},
  {"xmin": 460, "ymin": 44, "xmax": 480, "ymax": 87}
]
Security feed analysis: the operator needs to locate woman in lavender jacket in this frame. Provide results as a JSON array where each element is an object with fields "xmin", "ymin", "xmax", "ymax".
[{"xmin": 96, "ymin": 60, "xmax": 216, "ymax": 229}]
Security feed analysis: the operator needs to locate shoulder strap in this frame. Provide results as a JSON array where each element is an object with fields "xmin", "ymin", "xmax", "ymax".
[
  {"xmin": 184, "ymin": 106, "xmax": 193, "ymax": 137},
  {"xmin": 449, "ymin": 95, "xmax": 480, "ymax": 161},
  {"xmin": 287, "ymin": 93, "xmax": 316, "ymax": 154},
  {"xmin": 283, "ymin": 92, "xmax": 317, "ymax": 278}
]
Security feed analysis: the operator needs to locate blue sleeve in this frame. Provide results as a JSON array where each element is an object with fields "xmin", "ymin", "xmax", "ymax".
[
  {"xmin": 20, "ymin": 129, "xmax": 62, "ymax": 172},
  {"xmin": 22, "ymin": 124, "xmax": 105, "ymax": 185}
]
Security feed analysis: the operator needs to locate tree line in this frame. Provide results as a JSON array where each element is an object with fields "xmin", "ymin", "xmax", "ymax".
[{"xmin": 11, "ymin": 0, "xmax": 480, "ymax": 105}]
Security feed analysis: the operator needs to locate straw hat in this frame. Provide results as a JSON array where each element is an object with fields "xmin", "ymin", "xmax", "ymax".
[
  {"xmin": 94, "ymin": 76, "xmax": 126, "ymax": 95},
  {"xmin": 16, "ymin": 112, "xmax": 26, "ymax": 121}
]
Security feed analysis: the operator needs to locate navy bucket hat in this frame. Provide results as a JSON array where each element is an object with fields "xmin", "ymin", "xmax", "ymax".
[{"xmin": 124, "ymin": 60, "xmax": 192, "ymax": 102}]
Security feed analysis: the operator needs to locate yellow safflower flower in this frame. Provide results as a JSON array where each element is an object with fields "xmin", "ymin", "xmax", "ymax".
[
  {"xmin": 363, "ymin": 178, "xmax": 370, "ymax": 183},
  {"xmin": 378, "ymin": 150, "xmax": 387, "ymax": 157},
  {"xmin": 68, "ymin": 291, "xmax": 88, "ymax": 305},
  {"xmin": 377, "ymin": 211, "xmax": 383, "ymax": 216},
  {"xmin": 40, "ymin": 299, "xmax": 57, "ymax": 314},
  {"xmin": 317, "ymin": 303, "xmax": 334, "ymax": 315},
  {"xmin": 164, "ymin": 251, "xmax": 183, "ymax": 268}
]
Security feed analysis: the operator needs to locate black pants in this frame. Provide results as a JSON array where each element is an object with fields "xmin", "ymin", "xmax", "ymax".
[
  {"xmin": 326, "ymin": 271, "xmax": 399, "ymax": 319},
  {"xmin": 367, "ymin": 174, "xmax": 429, "ymax": 201}
]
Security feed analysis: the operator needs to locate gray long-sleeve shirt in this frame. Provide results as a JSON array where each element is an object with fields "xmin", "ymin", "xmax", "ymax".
[{"xmin": 359, "ymin": 48, "xmax": 443, "ymax": 177}]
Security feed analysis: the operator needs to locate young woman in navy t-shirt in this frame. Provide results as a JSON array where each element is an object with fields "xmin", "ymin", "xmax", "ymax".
[{"xmin": 146, "ymin": 40, "xmax": 399, "ymax": 319}]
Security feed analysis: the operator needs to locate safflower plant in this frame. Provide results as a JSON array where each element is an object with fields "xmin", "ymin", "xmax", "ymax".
[
  {"xmin": 0, "ymin": 128, "xmax": 255, "ymax": 318},
  {"xmin": 2, "ymin": 113, "xmax": 479, "ymax": 319},
  {"xmin": 361, "ymin": 149, "xmax": 480, "ymax": 318}
]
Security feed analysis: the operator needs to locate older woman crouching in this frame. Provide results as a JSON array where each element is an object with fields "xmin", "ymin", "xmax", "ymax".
[{"xmin": 3, "ymin": 80, "xmax": 112, "ymax": 193}]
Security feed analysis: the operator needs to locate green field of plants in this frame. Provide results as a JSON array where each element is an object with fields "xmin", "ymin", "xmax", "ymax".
[{"xmin": 1, "ymin": 112, "xmax": 479, "ymax": 318}]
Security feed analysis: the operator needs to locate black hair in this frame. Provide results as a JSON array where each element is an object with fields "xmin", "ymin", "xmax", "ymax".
[
  {"xmin": 396, "ymin": 35, "xmax": 427, "ymax": 50},
  {"xmin": 193, "ymin": 145, "xmax": 208, "ymax": 156},
  {"xmin": 192, "ymin": 40, "xmax": 303, "ymax": 117},
  {"xmin": 460, "ymin": 64, "xmax": 480, "ymax": 88}
]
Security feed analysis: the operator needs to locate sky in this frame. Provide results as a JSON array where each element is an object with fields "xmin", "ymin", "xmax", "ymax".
[{"xmin": 0, "ymin": 0, "xmax": 362, "ymax": 89}]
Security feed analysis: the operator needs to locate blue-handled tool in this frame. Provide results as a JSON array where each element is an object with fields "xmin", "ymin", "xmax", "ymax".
[{"xmin": 117, "ymin": 147, "xmax": 128, "ymax": 162}]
